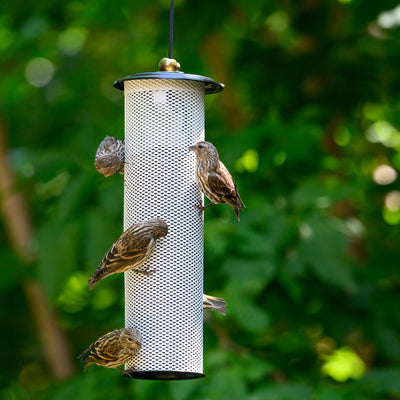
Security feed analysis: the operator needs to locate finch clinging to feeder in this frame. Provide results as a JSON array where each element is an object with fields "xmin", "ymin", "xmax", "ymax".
[
  {"xmin": 203, "ymin": 294, "xmax": 226, "ymax": 315},
  {"xmin": 88, "ymin": 218, "xmax": 168, "ymax": 289},
  {"xmin": 77, "ymin": 327, "xmax": 142, "ymax": 371},
  {"xmin": 95, "ymin": 136, "xmax": 125, "ymax": 177},
  {"xmin": 189, "ymin": 141, "xmax": 245, "ymax": 221}
]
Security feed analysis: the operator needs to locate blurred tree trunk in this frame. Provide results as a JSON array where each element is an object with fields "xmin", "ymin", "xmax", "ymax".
[
  {"xmin": 201, "ymin": 32, "xmax": 248, "ymax": 131},
  {"xmin": 0, "ymin": 119, "xmax": 75, "ymax": 379}
]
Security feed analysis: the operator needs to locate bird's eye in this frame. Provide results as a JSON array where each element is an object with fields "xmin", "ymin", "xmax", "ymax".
[{"xmin": 198, "ymin": 144, "xmax": 203, "ymax": 149}]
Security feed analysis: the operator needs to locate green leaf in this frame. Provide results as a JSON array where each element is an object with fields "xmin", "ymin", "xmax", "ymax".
[
  {"xmin": 223, "ymin": 257, "xmax": 275, "ymax": 295},
  {"xmin": 251, "ymin": 383, "xmax": 313, "ymax": 400},
  {"xmin": 85, "ymin": 210, "xmax": 121, "ymax": 267},
  {"xmin": 358, "ymin": 368, "xmax": 400, "ymax": 395},
  {"xmin": 168, "ymin": 379, "xmax": 202, "ymax": 400},
  {"xmin": 57, "ymin": 173, "xmax": 98, "ymax": 222},
  {"xmin": 207, "ymin": 365, "xmax": 248, "ymax": 400},
  {"xmin": 36, "ymin": 219, "xmax": 81, "ymax": 302},
  {"xmin": 226, "ymin": 280, "xmax": 270, "ymax": 332},
  {"xmin": 298, "ymin": 216, "xmax": 357, "ymax": 292}
]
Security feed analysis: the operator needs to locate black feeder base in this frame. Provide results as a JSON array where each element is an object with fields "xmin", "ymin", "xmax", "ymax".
[{"xmin": 123, "ymin": 370, "xmax": 205, "ymax": 380}]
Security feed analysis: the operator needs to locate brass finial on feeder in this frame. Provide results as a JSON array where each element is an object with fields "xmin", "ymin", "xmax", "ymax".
[{"xmin": 158, "ymin": 58, "xmax": 181, "ymax": 72}]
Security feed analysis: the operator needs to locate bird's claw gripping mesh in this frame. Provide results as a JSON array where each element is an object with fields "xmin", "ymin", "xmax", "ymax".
[{"xmin": 123, "ymin": 79, "xmax": 205, "ymax": 379}]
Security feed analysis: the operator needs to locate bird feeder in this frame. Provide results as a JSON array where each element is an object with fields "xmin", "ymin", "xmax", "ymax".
[{"xmin": 113, "ymin": 66, "xmax": 223, "ymax": 379}]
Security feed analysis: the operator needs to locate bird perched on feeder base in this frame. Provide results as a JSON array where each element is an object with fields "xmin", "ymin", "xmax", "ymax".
[
  {"xmin": 95, "ymin": 136, "xmax": 125, "ymax": 177},
  {"xmin": 88, "ymin": 218, "xmax": 168, "ymax": 289},
  {"xmin": 77, "ymin": 327, "xmax": 142, "ymax": 375},
  {"xmin": 189, "ymin": 141, "xmax": 245, "ymax": 221}
]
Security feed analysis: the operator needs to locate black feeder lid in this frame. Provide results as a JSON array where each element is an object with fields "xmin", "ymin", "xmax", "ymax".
[{"xmin": 113, "ymin": 71, "xmax": 224, "ymax": 95}]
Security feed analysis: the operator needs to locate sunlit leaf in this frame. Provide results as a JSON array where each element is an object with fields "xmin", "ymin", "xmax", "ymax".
[{"xmin": 322, "ymin": 347, "xmax": 366, "ymax": 382}]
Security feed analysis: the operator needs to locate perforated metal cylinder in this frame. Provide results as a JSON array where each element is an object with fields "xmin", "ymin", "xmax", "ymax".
[{"xmin": 117, "ymin": 74, "xmax": 222, "ymax": 380}]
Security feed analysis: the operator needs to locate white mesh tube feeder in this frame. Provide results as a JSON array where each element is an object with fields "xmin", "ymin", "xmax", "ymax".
[{"xmin": 113, "ymin": 69, "xmax": 223, "ymax": 380}]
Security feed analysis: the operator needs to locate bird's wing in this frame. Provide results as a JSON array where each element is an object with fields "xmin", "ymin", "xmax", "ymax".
[
  {"xmin": 96, "ymin": 336, "xmax": 123, "ymax": 361},
  {"xmin": 207, "ymin": 166, "xmax": 237, "ymax": 198},
  {"xmin": 218, "ymin": 162, "xmax": 245, "ymax": 209},
  {"xmin": 102, "ymin": 231, "xmax": 153, "ymax": 272},
  {"xmin": 77, "ymin": 330, "xmax": 122, "ymax": 362}
]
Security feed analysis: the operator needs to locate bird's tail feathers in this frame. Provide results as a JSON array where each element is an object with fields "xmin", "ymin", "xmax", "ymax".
[
  {"xmin": 203, "ymin": 295, "xmax": 226, "ymax": 315},
  {"xmin": 235, "ymin": 189, "xmax": 245, "ymax": 209},
  {"xmin": 88, "ymin": 262, "xmax": 108, "ymax": 289},
  {"xmin": 77, "ymin": 348, "xmax": 89, "ymax": 361},
  {"xmin": 233, "ymin": 206, "xmax": 241, "ymax": 222},
  {"xmin": 88, "ymin": 277, "xmax": 97, "ymax": 290},
  {"xmin": 82, "ymin": 362, "xmax": 92, "ymax": 371}
]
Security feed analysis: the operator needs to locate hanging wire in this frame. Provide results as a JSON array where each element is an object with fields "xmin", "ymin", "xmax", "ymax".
[{"xmin": 169, "ymin": 0, "xmax": 174, "ymax": 59}]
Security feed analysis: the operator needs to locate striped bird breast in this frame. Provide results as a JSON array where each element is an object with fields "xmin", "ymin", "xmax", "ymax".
[{"xmin": 195, "ymin": 166, "xmax": 222, "ymax": 204}]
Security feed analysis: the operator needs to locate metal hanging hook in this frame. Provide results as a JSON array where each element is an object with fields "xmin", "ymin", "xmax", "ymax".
[
  {"xmin": 169, "ymin": 0, "xmax": 174, "ymax": 59},
  {"xmin": 158, "ymin": 0, "xmax": 180, "ymax": 72}
]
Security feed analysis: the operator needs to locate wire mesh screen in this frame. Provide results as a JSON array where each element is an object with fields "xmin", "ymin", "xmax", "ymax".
[{"xmin": 123, "ymin": 79, "xmax": 205, "ymax": 378}]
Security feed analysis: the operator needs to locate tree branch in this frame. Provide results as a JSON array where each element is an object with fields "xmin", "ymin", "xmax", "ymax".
[{"xmin": 0, "ymin": 118, "xmax": 76, "ymax": 379}]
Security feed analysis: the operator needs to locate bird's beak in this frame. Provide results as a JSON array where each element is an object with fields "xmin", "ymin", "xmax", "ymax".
[
  {"xmin": 188, "ymin": 145, "xmax": 196, "ymax": 152},
  {"xmin": 137, "ymin": 338, "xmax": 143, "ymax": 346}
]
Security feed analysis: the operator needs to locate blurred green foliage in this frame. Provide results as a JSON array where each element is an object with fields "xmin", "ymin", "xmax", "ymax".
[{"xmin": 1, "ymin": 0, "xmax": 400, "ymax": 398}]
